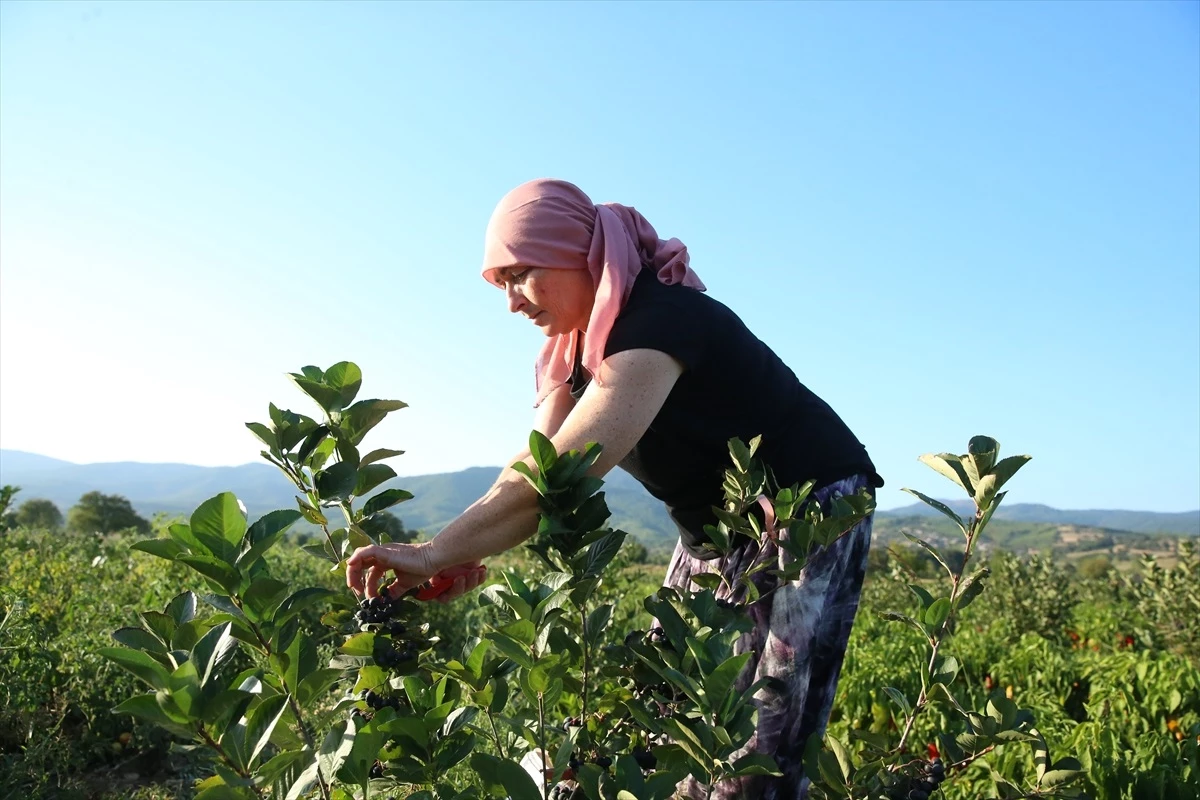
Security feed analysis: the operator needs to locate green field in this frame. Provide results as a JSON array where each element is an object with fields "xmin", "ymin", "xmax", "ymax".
[{"xmin": 1, "ymin": 520, "xmax": 1195, "ymax": 799}]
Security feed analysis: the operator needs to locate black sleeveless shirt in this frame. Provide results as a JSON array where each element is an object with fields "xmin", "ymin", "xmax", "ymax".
[{"xmin": 570, "ymin": 270, "xmax": 881, "ymax": 558}]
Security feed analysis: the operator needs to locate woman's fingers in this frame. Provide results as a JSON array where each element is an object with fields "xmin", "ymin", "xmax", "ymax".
[
  {"xmin": 432, "ymin": 564, "xmax": 488, "ymax": 603},
  {"xmin": 364, "ymin": 564, "xmax": 387, "ymax": 600},
  {"xmin": 345, "ymin": 543, "xmax": 436, "ymax": 597},
  {"xmin": 345, "ymin": 544, "xmax": 384, "ymax": 595}
]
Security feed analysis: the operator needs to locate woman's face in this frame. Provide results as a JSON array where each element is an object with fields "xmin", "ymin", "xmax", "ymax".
[{"xmin": 495, "ymin": 267, "xmax": 595, "ymax": 336}]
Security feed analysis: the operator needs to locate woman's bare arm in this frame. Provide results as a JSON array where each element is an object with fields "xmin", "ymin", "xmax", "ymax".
[{"xmin": 345, "ymin": 349, "xmax": 682, "ymax": 597}]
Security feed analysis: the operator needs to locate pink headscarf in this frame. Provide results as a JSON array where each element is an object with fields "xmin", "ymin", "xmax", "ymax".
[{"xmin": 482, "ymin": 179, "xmax": 706, "ymax": 406}]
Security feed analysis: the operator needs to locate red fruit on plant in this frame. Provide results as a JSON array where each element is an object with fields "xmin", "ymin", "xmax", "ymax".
[{"xmin": 926, "ymin": 742, "xmax": 939, "ymax": 759}]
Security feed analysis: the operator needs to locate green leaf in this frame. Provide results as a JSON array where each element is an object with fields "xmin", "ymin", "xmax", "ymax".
[
  {"xmin": 704, "ymin": 652, "xmax": 752, "ymax": 707},
  {"xmin": 343, "ymin": 398, "xmax": 408, "ymax": 445},
  {"xmin": 584, "ymin": 604, "xmax": 613, "ymax": 646},
  {"xmin": 334, "ymin": 438, "xmax": 360, "ymax": 468},
  {"xmin": 297, "ymin": 668, "xmax": 343, "ymax": 709},
  {"xmin": 957, "ymin": 567, "xmax": 990, "ymax": 610},
  {"xmin": 316, "ymin": 721, "xmax": 356, "ymax": 790},
  {"xmin": 168, "ymin": 523, "xmax": 209, "ymax": 556},
  {"xmin": 200, "ymin": 594, "xmax": 244, "ymax": 619},
  {"xmin": 176, "ymin": 555, "xmax": 241, "ymax": 594},
  {"xmin": 283, "ymin": 630, "xmax": 316, "ymax": 693},
  {"xmin": 191, "ymin": 493, "xmax": 248, "ymax": 550},
  {"xmin": 879, "ymin": 611, "xmax": 928, "ymax": 638},
  {"xmin": 933, "ymin": 656, "xmax": 960, "ymax": 685},
  {"xmin": 987, "ymin": 696, "xmax": 1018, "ymax": 729},
  {"xmin": 918, "ymin": 453, "xmax": 974, "ymax": 494},
  {"xmin": 924, "ymin": 598, "xmax": 952, "ymax": 630},
  {"xmin": 899, "ymin": 489, "xmax": 967, "ymax": 535},
  {"xmin": 529, "ymin": 430, "xmax": 558, "ymax": 472},
  {"xmin": 244, "ymin": 693, "xmax": 289, "ymax": 769},
  {"xmin": 111, "ymin": 694, "xmax": 194, "ymax": 737},
  {"xmin": 584, "ymin": 530, "xmax": 626, "ymax": 576},
  {"xmin": 728, "ymin": 437, "xmax": 752, "ymax": 472},
  {"xmin": 966, "ymin": 435, "xmax": 998, "ymax": 471},
  {"xmin": 200, "ymin": 687, "xmax": 255, "ymax": 729},
  {"xmin": 324, "ymin": 361, "xmax": 363, "ymax": 409},
  {"xmin": 166, "ymin": 591, "xmax": 199, "ymax": 625},
  {"xmin": 100, "ymin": 647, "xmax": 171, "ymax": 690},
  {"xmin": 1040, "ymin": 757, "xmax": 1083, "ymax": 788},
  {"xmin": 882, "ymin": 686, "xmax": 911, "ymax": 715},
  {"xmin": 190, "ymin": 622, "xmax": 236, "ymax": 687},
  {"xmin": 526, "ymin": 663, "xmax": 551, "ymax": 694},
  {"xmin": 315, "ymin": 461, "xmax": 358, "ymax": 502},
  {"xmin": 171, "ymin": 619, "xmax": 210, "ymax": 652},
  {"xmin": 255, "ymin": 749, "xmax": 312, "ymax": 789},
  {"xmin": 340, "ymin": 632, "xmax": 375, "ymax": 658},
  {"xmin": 237, "ymin": 510, "xmax": 302, "ymax": 569},
  {"xmin": 902, "ymin": 532, "xmax": 954, "ymax": 578},
  {"xmin": 112, "ymin": 626, "xmax": 167, "ymax": 652},
  {"xmin": 826, "ymin": 734, "xmax": 852, "ymax": 781},
  {"xmin": 131, "ymin": 538, "xmax": 184, "ymax": 561},
  {"xmin": 990, "ymin": 454, "xmax": 1031, "ymax": 492},
  {"xmin": 165, "ymin": 660, "xmax": 203, "ymax": 718},
  {"xmin": 195, "ymin": 786, "xmax": 257, "ymax": 800},
  {"xmin": 289, "ymin": 374, "xmax": 341, "ymax": 413},
  {"xmin": 689, "ymin": 572, "xmax": 723, "ymax": 591},
  {"xmin": 363, "ymin": 488, "xmax": 413, "ymax": 516},
  {"xmin": 509, "ymin": 460, "xmax": 538, "ymax": 486},
  {"xmin": 137, "ymin": 611, "xmax": 176, "ymax": 645},
  {"xmin": 354, "ymin": 463, "xmax": 397, "ymax": 497},
  {"xmin": 906, "ymin": 583, "xmax": 936, "ymax": 610},
  {"xmin": 242, "ymin": 578, "xmax": 289, "ymax": 623},
  {"xmin": 274, "ymin": 588, "xmax": 336, "ymax": 624},
  {"xmin": 973, "ymin": 473, "xmax": 999, "ymax": 507},
  {"xmin": 817, "ymin": 749, "xmax": 848, "ymax": 792},
  {"xmin": 468, "ymin": 753, "xmax": 508, "ymax": 798},
  {"xmin": 501, "ymin": 619, "xmax": 537, "ymax": 646},
  {"xmin": 295, "ymin": 425, "xmax": 330, "ymax": 465},
  {"xmin": 246, "ymin": 422, "xmax": 278, "ymax": 450},
  {"xmin": 361, "ymin": 447, "xmax": 404, "ymax": 466},
  {"xmin": 485, "ymin": 633, "xmax": 534, "ymax": 669},
  {"xmin": 494, "ymin": 752, "xmax": 547, "ymax": 800}
]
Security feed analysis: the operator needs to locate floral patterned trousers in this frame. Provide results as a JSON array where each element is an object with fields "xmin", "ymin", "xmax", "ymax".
[{"xmin": 664, "ymin": 473, "xmax": 875, "ymax": 800}]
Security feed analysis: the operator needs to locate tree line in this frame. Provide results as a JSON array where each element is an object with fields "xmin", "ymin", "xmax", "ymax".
[
  {"xmin": 0, "ymin": 484, "xmax": 151, "ymax": 534},
  {"xmin": 0, "ymin": 484, "xmax": 420, "ymax": 543}
]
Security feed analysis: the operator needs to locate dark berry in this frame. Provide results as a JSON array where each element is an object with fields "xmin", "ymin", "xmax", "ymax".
[
  {"xmin": 594, "ymin": 755, "xmax": 612, "ymax": 769},
  {"xmin": 907, "ymin": 791, "xmax": 928, "ymax": 800},
  {"xmin": 632, "ymin": 747, "xmax": 656, "ymax": 770}
]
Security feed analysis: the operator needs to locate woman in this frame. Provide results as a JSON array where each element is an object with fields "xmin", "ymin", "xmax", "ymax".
[{"xmin": 346, "ymin": 178, "xmax": 882, "ymax": 799}]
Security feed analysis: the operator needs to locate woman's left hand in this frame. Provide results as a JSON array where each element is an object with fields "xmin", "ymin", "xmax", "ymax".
[{"xmin": 346, "ymin": 542, "xmax": 487, "ymax": 602}]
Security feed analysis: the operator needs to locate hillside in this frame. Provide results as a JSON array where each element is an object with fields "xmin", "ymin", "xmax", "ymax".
[
  {"xmin": 2, "ymin": 450, "xmax": 1196, "ymax": 552},
  {"xmin": 883, "ymin": 499, "xmax": 1200, "ymax": 537}
]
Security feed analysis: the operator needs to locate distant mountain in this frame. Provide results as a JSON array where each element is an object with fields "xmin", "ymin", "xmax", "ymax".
[
  {"xmin": 879, "ymin": 499, "xmax": 1199, "ymax": 537},
  {"xmin": 2, "ymin": 450, "xmax": 1196, "ymax": 546},
  {"xmin": 0, "ymin": 450, "xmax": 681, "ymax": 547}
]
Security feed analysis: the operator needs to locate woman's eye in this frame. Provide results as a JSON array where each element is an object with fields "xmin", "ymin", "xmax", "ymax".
[{"xmin": 511, "ymin": 269, "xmax": 530, "ymax": 284}]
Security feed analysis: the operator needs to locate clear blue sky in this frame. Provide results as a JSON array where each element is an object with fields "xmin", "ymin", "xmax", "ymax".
[{"xmin": 1, "ymin": 1, "xmax": 1197, "ymax": 513}]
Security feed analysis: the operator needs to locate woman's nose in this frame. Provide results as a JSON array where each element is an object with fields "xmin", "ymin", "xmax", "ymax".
[{"xmin": 506, "ymin": 283, "xmax": 526, "ymax": 314}]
